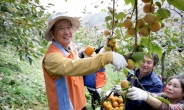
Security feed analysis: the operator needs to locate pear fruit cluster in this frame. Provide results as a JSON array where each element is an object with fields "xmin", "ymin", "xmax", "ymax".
[
  {"xmin": 103, "ymin": 30, "xmax": 120, "ymax": 52},
  {"xmin": 123, "ymin": 0, "xmax": 162, "ymax": 37},
  {"xmin": 104, "ymin": 38, "xmax": 120, "ymax": 52}
]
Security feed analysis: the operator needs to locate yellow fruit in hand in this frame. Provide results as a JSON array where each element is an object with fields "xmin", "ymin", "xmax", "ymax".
[
  {"xmin": 84, "ymin": 45, "xmax": 95, "ymax": 56},
  {"xmin": 121, "ymin": 80, "xmax": 129, "ymax": 89},
  {"xmin": 143, "ymin": 3, "xmax": 155, "ymax": 13},
  {"xmin": 126, "ymin": 59, "xmax": 135, "ymax": 70}
]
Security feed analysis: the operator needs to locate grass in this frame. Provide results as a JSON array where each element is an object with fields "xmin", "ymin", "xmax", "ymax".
[
  {"xmin": 0, "ymin": 46, "xmax": 48, "ymax": 110},
  {"xmin": 0, "ymin": 45, "xmax": 126, "ymax": 110}
]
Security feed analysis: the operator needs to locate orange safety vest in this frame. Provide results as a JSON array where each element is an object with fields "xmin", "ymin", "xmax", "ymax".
[
  {"xmin": 83, "ymin": 68, "xmax": 106, "ymax": 89},
  {"xmin": 42, "ymin": 43, "xmax": 86, "ymax": 110},
  {"xmin": 96, "ymin": 68, "xmax": 106, "ymax": 88}
]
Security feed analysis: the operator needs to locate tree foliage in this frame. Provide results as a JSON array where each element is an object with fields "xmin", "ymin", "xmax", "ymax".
[
  {"xmin": 0, "ymin": 0, "xmax": 50, "ymax": 64},
  {"xmin": 74, "ymin": 0, "xmax": 184, "ymax": 79}
]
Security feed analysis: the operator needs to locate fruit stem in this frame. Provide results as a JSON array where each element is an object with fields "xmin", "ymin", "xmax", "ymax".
[{"xmin": 130, "ymin": 4, "xmax": 135, "ymax": 19}]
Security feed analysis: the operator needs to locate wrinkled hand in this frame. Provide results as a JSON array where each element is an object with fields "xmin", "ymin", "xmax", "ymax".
[
  {"xmin": 127, "ymin": 86, "xmax": 148, "ymax": 101},
  {"xmin": 112, "ymin": 52, "xmax": 128, "ymax": 71},
  {"xmin": 96, "ymin": 88, "xmax": 102, "ymax": 94}
]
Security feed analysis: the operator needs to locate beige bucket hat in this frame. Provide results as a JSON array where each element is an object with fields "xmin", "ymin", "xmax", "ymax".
[{"xmin": 44, "ymin": 12, "xmax": 80, "ymax": 41}]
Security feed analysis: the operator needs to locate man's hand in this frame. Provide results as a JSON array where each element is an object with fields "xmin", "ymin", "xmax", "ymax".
[
  {"xmin": 127, "ymin": 86, "xmax": 148, "ymax": 101},
  {"xmin": 112, "ymin": 52, "xmax": 128, "ymax": 71}
]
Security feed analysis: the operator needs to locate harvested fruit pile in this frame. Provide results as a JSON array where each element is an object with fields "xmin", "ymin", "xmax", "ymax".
[{"xmin": 102, "ymin": 94, "xmax": 124, "ymax": 110}]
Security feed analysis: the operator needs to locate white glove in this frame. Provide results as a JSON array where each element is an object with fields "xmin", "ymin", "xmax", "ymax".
[
  {"xmin": 105, "ymin": 90, "xmax": 114, "ymax": 97},
  {"xmin": 127, "ymin": 86, "xmax": 148, "ymax": 101},
  {"xmin": 114, "ymin": 85, "xmax": 124, "ymax": 95},
  {"xmin": 96, "ymin": 88, "xmax": 102, "ymax": 94},
  {"xmin": 99, "ymin": 47, "xmax": 106, "ymax": 53},
  {"xmin": 112, "ymin": 52, "xmax": 128, "ymax": 71}
]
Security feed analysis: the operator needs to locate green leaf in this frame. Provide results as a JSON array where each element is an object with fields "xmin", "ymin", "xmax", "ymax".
[
  {"xmin": 124, "ymin": 0, "xmax": 131, "ymax": 5},
  {"xmin": 123, "ymin": 68, "xmax": 129, "ymax": 77},
  {"xmin": 124, "ymin": 34, "xmax": 131, "ymax": 40},
  {"xmin": 48, "ymin": 3, "xmax": 55, "ymax": 6},
  {"xmin": 35, "ymin": 0, "xmax": 39, "ymax": 4},
  {"xmin": 167, "ymin": 0, "xmax": 184, "ymax": 10},
  {"xmin": 155, "ymin": 2, "xmax": 162, "ymax": 8},
  {"xmin": 130, "ymin": 0, "xmax": 135, "ymax": 7},
  {"xmin": 9, "ymin": 0, "xmax": 16, "ymax": 3},
  {"xmin": 140, "ymin": 37, "xmax": 149, "ymax": 46},
  {"xmin": 157, "ymin": 8, "xmax": 171, "ymax": 19},
  {"xmin": 131, "ymin": 52, "xmax": 144, "ymax": 63},
  {"xmin": 153, "ymin": 44, "xmax": 162, "ymax": 59},
  {"xmin": 116, "ymin": 22, "xmax": 123, "ymax": 27},
  {"xmin": 148, "ymin": 43, "xmax": 154, "ymax": 53},
  {"xmin": 170, "ymin": 37, "xmax": 179, "ymax": 42},
  {"xmin": 115, "ymin": 12, "xmax": 126, "ymax": 20},
  {"xmin": 154, "ymin": 96, "xmax": 170, "ymax": 104},
  {"xmin": 1, "ymin": 6, "xmax": 9, "ymax": 12},
  {"xmin": 105, "ymin": 16, "xmax": 112, "ymax": 22}
]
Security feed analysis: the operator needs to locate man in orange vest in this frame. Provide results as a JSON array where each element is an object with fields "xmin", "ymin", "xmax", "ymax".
[{"xmin": 42, "ymin": 12, "xmax": 128, "ymax": 110}]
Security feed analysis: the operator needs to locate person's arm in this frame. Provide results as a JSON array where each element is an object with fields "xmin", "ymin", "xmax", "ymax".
[
  {"xmin": 127, "ymin": 87, "xmax": 184, "ymax": 110},
  {"xmin": 145, "ymin": 93, "xmax": 163, "ymax": 109},
  {"xmin": 127, "ymin": 87, "xmax": 163, "ymax": 109},
  {"xmin": 44, "ymin": 52, "xmax": 113, "ymax": 76},
  {"xmin": 146, "ymin": 93, "xmax": 184, "ymax": 110}
]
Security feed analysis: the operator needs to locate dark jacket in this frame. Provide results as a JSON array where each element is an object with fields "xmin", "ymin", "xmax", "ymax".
[{"xmin": 126, "ymin": 69, "xmax": 163, "ymax": 110}]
